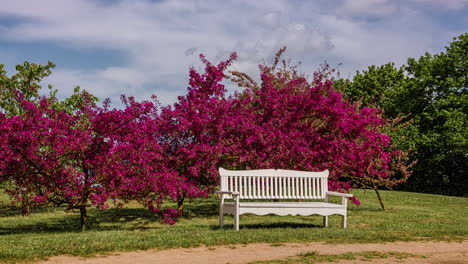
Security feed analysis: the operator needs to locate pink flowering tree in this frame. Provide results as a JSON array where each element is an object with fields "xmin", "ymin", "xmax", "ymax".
[
  {"xmin": 228, "ymin": 48, "xmax": 412, "ymax": 208},
  {"xmin": 0, "ymin": 91, "xmax": 182, "ymax": 230},
  {"xmin": 155, "ymin": 49, "xmax": 410, "ymax": 212},
  {"xmin": 157, "ymin": 53, "xmax": 240, "ymax": 210}
]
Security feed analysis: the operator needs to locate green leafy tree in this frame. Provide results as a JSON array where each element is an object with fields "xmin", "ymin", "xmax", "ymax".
[
  {"xmin": 0, "ymin": 61, "xmax": 98, "ymax": 116},
  {"xmin": 340, "ymin": 33, "xmax": 467, "ymax": 196}
]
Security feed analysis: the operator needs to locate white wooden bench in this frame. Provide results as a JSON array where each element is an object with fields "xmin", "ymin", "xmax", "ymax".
[{"xmin": 216, "ymin": 168, "xmax": 353, "ymax": 231}]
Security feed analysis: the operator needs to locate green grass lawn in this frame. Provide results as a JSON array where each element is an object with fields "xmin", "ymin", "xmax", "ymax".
[{"xmin": 0, "ymin": 189, "xmax": 467, "ymax": 263}]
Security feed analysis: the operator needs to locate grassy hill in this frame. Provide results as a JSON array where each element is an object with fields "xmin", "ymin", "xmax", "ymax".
[{"xmin": 0, "ymin": 189, "xmax": 467, "ymax": 263}]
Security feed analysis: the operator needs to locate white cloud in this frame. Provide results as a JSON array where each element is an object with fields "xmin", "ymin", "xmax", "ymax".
[
  {"xmin": 256, "ymin": 12, "xmax": 283, "ymax": 29},
  {"xmin": 411, "ymin": 0, "xmax": 468, "ymax": 10},
  {"xmin": 337, "ymin": 0, "xmax": 398, "ymax": 18},
  {"xmin": 1, "ymin": 0, "xmax": 465, "ymax": 107}
]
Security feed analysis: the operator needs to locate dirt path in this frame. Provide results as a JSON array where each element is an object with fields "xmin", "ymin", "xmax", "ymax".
[{"xmin": 40, "ymin": 240, "xmax": 468, "ymax": 264}]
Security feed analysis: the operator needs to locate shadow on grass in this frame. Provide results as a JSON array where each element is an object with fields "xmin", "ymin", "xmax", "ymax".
[
  {"xmin": 210, "ymin": 222, "xmax": 322, "ymax": 230},
  {"xmin": 183, "ymin": 200, "xmax": 219, "ymax": 217},
  {"xmin": 0, "ymin": 203, "xmax": 60, "ymax": 217},
  {"xmin": 0, "ymin": 195, "xmax": 230, "ymax": 235},
  {"xmin": 348, "ymin": 207, "xmax": 384, "ymax": 212},
  {"xmin": 0, "ymin": 200, "xmax": 221, "ymax": 235},
  {"xmin": 0, "ymin": 213, "xmax": 83, "ymax": 235},
  {"xmin": 0, "ymin": 207, "xmax": 163, "ymax": 235}
]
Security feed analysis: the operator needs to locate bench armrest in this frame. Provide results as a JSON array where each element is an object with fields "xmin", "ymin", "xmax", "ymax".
[{"xmin": 326, "ymin": 191, "xmax": 353, "ymax": 198}]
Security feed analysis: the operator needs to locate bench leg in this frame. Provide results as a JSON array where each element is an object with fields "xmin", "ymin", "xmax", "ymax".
[
  {"xmin": 341, "ymin": 215, "xmax": 347, "ymax": 228},
  {"xmin": 219, "ymin": 210, "xmax": 224, "ymax": 228},
  {"xmin": 234, "ymin": 212, "xmax": 239, "ymax": 231},
  {"xmin": 323, "ymin": 216, "xmax": 329, "ymax": 227},
  {"xmin": 219, "ymin": 199, "xmax": 224, "ymax": 228},
  {"xmin": 234, "ymin": 196, "xmax": 240, "ymax": 231}
]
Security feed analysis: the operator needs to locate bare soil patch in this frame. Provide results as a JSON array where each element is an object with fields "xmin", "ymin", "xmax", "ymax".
[{"xmin": 40, "ymin": 240, "xmax": 468, "ymax": 264}]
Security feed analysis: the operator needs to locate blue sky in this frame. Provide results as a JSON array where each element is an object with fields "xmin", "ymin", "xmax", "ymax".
[{"xmin": 1, "ymin": 0, "xmax": 467, "ymax": 106}]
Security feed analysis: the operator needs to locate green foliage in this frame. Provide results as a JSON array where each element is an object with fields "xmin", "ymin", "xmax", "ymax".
[
  {"xmin": 339, "ymin": 62, "xmax": 407, "ymax": 117},
  {"xmin": 341, "ymin": 33, "xmax": 468, "ymax": 196},
  {"xmin": 0, "ymin": 189, "xmax": 467, "ymax": 262},
  {"xmin": 0, "ymin": 61, "xmax": 98, "ymax": 116},
  {"xmin": 0, "ymin": 61, "xmax": 55, "ymax": 115}
]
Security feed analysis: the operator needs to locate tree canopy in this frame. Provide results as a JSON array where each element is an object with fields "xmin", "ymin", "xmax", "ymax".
[{"xmin": 340, "ymin": 33, "xmax": 467, "ymax": 196}]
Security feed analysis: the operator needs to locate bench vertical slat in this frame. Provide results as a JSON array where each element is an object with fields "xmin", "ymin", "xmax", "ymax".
[
  {"xmin": 272, "ymin": 176, "xmax": 275, "ymax": 198},
  {"xmin": 280, "ymin": 177, "xmax": 284, "ymax": 198},
  {"xmin": 234, "ymin": 176, "xmax": 237, "ymax": 193},
  {"xmin": 300, "ymin": 177, "xmax": 307, "ymax": 199},
  {"xmin": 298, "ymin": 177, "xmax": 302, "ymax": 198},
  {"xmin": 319, "ymin": 178, "xmax": 325, "ymax": 197},
  {"xmin": 298, "ymin": 178, "xmax": 301, "ymax": 199},
  {"xmin": 275, "ymin": 176, "xmax": 279, "ymax": 198},
  {"xmin": 246, "ymin": 176, "xmax": 249, "ymax": 198},
  {"xmin": 279, "ymin": 177, "xmax": 282, "ymax": 198},
  {"xmin": 261, "ymin": 177, "xmax": 265, "ymax": 198},
  {"xmin": 320, "ymin": 178, "xmax": 324, "ymax": 198},
  {"xmin": 318, "ymin": 178, "xmax": 322, "ymax": 199},
  {"xmin": 309, "ymin": 178, "xmax": 314, "ymax": 198},
  {"xmin": 232, "ymin": 176, "xmax": 234, "ymax": 193},
  {"xmin": 278, "ymin": 177, "xmax": 281, "ymax": 198},
  {"xmin": 251, "ymin": 176, "xmax": 254, "ymax": 198},
  {"xmin": 307, "ymin": 177, "xmax": 311, "ymax": 198},
  {"xmin": 317, "ymin": 178, "xmax": 321, "ymax": 199},
  {"xmin": 231, "ymin": 176, "xmax": 234, "ymax": 193},
  {"xmin": 282, "ymin": 177, "xmax": 285, "ymax": 197},
  {"xmin": 289, "ymin": 178, "xmax": 293, "ymax": 198},
  {"xmin": 252, "ymin": 176, "xmax": 256, "ymax": 198},
  {"xmin": 304, "ymin": 177, "xmax": 308, "ymax": 197},
  {"xmin": 277, "ymin": 177, "xmax": 281, "ymax": 199},
  {"xmin": 268, "ymin": 177, "xmax": 275, "ymax": 198},
  {"xmin": 296, "ymin": 178, "xmax": 300, "ymax": 199},
  {"xmin": 266, "ymin": 176, "xmax": 269, "ymax": 199},
  {"xmin": 290, "ymin": 178, "xmax": 294, "ymax": 198},
  {"xmin": 240, "ymin": 176, "xmax": 243, "ymax": 197},
  {"xmin": 246, "ymin": 176, "xmax": 252, "ymax": 198},
  {"xmin": 258, "ymin": 176, "xmax": 261, "ymax": 198},
  {"xmin": 275, "ymin": 177, "xmax": 278, "ymax": 198},
  {"xmin": 312, "ymin": 178, "xmax": 319, "ymax": 199},
  {"xmin": 291, "ymin": 178, "xmax": 297, "ymax": 199},
  {"xmin": 323, "ymin": 177, "xmax": 328, "ymax": 198},
  {"xmin": 243, "ymin": 176, "xmax": 247, "ymax": 198}
]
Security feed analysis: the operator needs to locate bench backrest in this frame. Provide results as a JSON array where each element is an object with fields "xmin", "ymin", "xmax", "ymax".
[{"xmin": 219, "ymin": 167, "xmax": 329, "ymax": 200}]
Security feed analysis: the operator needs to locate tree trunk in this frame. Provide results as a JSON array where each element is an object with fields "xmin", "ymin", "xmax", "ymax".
[
  {"xmin": 373, "ymin": 187, "xmax": 386, "ymax": 211},
  {"xmin": 21, "ymin": 200, "xmax": 30, "ymax": 216},
  {"xmin": 80, "ymin": 206, "xmax": 88, "ymax": 231},
  {"xmin": 177, "ymin": 196, "xmax": 185, "ymax": 211}
]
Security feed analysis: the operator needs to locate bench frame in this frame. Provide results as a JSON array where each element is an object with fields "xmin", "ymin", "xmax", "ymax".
[{"xmin": 216, "ymin": 167, "xmax": 353, "ymax": 231}]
